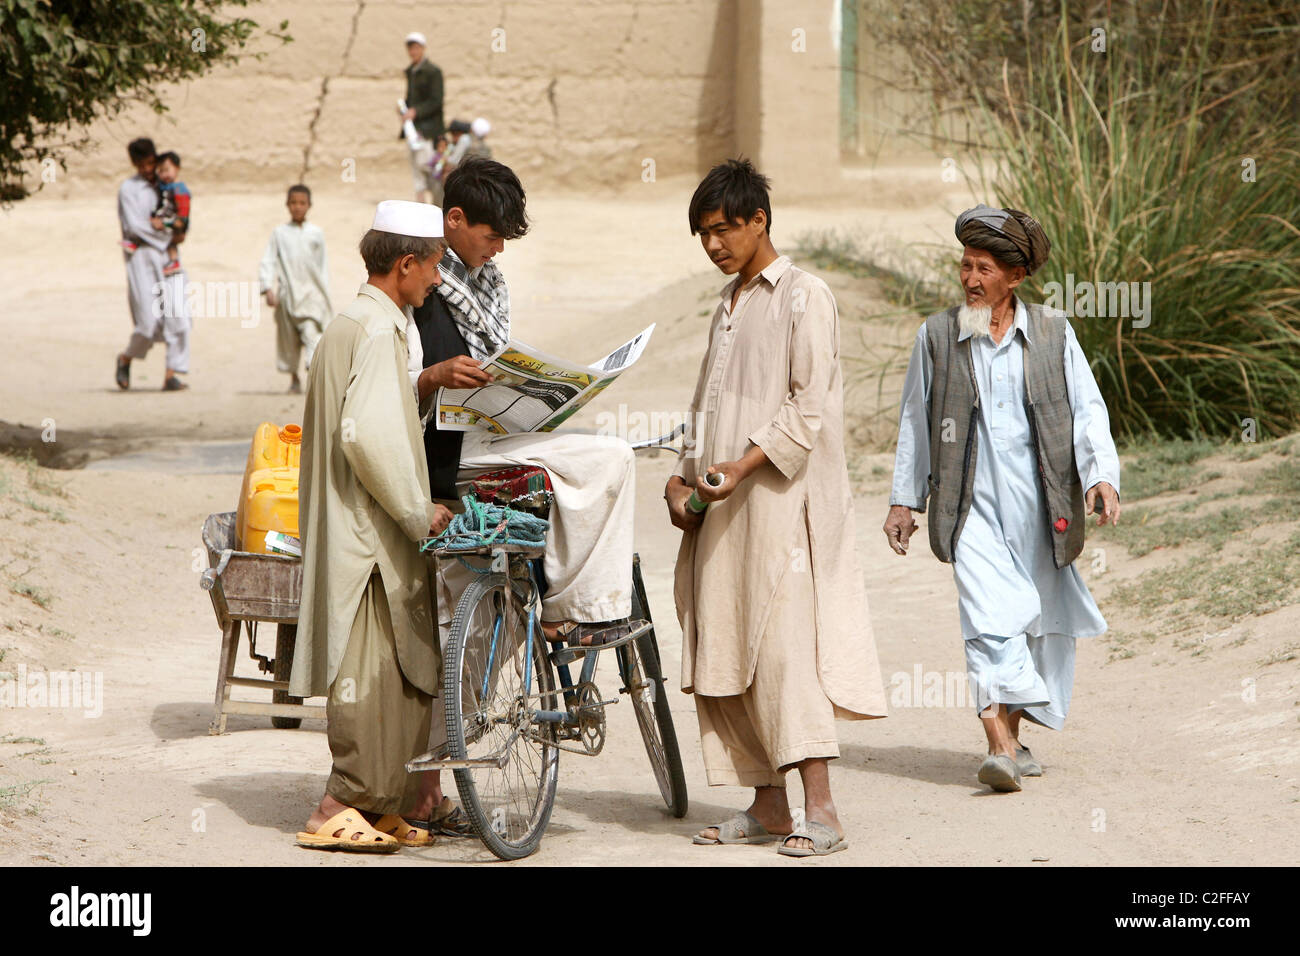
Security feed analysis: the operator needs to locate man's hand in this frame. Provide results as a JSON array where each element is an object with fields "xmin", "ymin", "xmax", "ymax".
[
  {"xmin": 429, "ymin": 503, "xmax": 454, "ymax": 536},
  {"xmin": 664, "ymin": 476, "xmax": 703, "ymax": 533},
  {"xmin": 416, "ymin": 356, "xmax": 493, "ymax": 401},
  {"xmin": 402, "ymin": 107, "xmax": 417, "ymax": 121},
  {"xmin": 695, "ymin": 445, "xmax": 770, "ymax": 505},
  {"xmin": 694, "ymin": 461, "xmax": 740, "ymax": 505},
  {"xmin": 883, "ymin": 505, "xmax": 919, "ymax": 555},
  {"xmin": 264, "ymin": 289, "xmax": 278, "ymax": 308},
  {"xmin": 1086, "ymin": 481, "xmax": 1121, "ymax": 527},
  {"xmin": 431, "ymin": 355, "xmax": 494, "ymax": 388}
]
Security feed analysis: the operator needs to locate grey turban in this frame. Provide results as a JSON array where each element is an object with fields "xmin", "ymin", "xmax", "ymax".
[{"xmin": 955, "ymin": 204, "xmax": 1051, "ymax": 275}]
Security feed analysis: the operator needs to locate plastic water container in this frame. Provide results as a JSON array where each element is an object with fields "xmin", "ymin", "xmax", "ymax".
[{"xmin": 235, "ymin": 423, "xmax": 302, "ymax": 553}]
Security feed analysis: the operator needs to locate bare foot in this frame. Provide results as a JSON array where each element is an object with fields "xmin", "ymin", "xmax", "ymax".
[
  {"xmin": 403, "ymin": 770, "xmax": 444, "ymax": 822},
  {"xmin": 303, "ymin": 792, "xmax": 353, "ymax": 834}
]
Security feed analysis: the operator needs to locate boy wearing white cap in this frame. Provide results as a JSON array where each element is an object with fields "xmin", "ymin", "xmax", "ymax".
[{"xmin": 292, "ymin": 199, "xmax": 455, "ymax": 852}]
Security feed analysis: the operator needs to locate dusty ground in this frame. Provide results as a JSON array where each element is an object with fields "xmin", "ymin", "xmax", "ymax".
[{"xmin": 0, "ymin": 183, "xmax": 1296, "ymax": 866}]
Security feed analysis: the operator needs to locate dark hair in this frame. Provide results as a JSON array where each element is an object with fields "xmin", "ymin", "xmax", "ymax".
[
  {"xmin": 688, "ymin": 157, "xmax": 772, "ymax": 235},
  {"xmin": 443, "ymin": 158, "xmax": 529, "ymax": 239},
  {"xmin": 127, "ymin": 138, "xmax": 156, "ymax": 162},
  {"xmin": 358, "ymin": 230, "xmax": 446, "ymax": 275},
  {"xmin": 287, "ymin": 183, "xmax": 312, "ymax": 202},
  {"xmin": 156, "ymin": 150, "xmax": 181, "ymax": 168}
]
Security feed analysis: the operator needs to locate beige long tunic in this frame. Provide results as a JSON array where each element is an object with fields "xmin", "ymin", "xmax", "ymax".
[
  {"xmin": 289, "ymin": 283, "xmax": 441, "ymax": 699},
  {"xmin": 258, "ymin": 221, "xmax": 332, "ymax": 373},
  {"xmin": 672, "ymin": 255, "xmax": 886, "ymax": 718}
]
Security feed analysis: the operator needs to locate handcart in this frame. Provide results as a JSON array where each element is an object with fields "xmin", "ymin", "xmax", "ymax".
[{"xmin": 200, "ymin": 511, "xmax": 323, "ymax": 734}]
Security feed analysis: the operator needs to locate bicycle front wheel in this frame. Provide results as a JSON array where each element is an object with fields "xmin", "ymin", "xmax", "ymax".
[
  {"xmin": 444, "ymin": 571, "xmax": 560, "ymax": 861},
  {"xmin": 621, "ymin": 556, "xmax": 688, "ymax": 817}
]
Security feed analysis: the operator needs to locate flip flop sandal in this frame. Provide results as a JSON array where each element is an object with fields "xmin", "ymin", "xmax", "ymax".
[
  {"xmin": 410, "ymin": 797, "xmax": 477, "ymax": 838},
  {"xmin": 777, "ymin": 820, "xmax": 848, "ymax": 858},
  {"xmin": 115, "ymin": 357, "xmax": 130, "ymax": 390},
  {"xmin": 977, "ymin": 754, "xmax": 1023, "ymax": 792},
  {"xmin": 1014, "ymin": 745, "xmax": 1043, "ymax": 777},
  {"xmin": 374, "ymin": 814, "xmax": 435, "ymax": 847},
  {"xmin": 433, "ymin": 805, "xmax": 476, "ymax": 838},
  {"xmin": 548, "ymin": 619, "xmax": 645, "ymax": 648},
  {"xmin": 162, "ymin": 376, "xmax": 189, "ymax": 391},
  {"xmin": 692, "ymin": 810, "xmax": 777, "ymax": 845},
  {"xmin": 295, "ymin": 808, "xmax": 400, "ymax": 853}
]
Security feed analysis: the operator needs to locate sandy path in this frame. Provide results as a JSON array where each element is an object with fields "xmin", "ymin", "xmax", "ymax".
[{"xmin": 1, "ymin": 185, "xmax": 1295, "ymax": 866}]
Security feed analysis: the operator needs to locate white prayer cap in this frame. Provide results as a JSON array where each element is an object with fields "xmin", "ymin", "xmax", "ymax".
[
  {"xmin": 471, "ymin": 117, "xmax": 492, "ymax": 138},
  {"xmin": 371, "ymin": 200, "xmax": 443, "ymax": 238},
  {"xmin": 404, "ymin": 31, "xmax": 427, "ymax": 46}
]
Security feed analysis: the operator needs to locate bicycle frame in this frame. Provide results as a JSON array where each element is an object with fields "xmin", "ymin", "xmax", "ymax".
[{"xmin": 478, "ymin": 550, "xmax": 613, "ymax": 733}]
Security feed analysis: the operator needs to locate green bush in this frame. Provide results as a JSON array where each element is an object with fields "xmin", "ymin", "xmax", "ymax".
[{"xmin": 869, "ymin": 1, "xmax": 1300, "ymax": 440}]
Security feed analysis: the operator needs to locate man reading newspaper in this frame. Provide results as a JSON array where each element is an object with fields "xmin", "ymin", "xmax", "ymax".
[{"xmin": 406, "ymin": 158, "xmax": 638, "ymax": 652}]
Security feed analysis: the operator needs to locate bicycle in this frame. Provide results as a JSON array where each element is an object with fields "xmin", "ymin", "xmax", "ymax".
[{"xmin": 407, "ymin": 460, "xmax": 688, "ymax": 861}]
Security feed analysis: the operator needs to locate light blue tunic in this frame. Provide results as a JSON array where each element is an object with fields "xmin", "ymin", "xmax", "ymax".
[{"xmin": 890, "ymin": 299, "xmax": 1120, "ymax": 643}]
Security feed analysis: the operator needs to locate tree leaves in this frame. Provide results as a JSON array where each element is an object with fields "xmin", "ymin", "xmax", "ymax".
[{"xmin": 0, "ymin": 0, "xmax": 291, "ymax": 201}]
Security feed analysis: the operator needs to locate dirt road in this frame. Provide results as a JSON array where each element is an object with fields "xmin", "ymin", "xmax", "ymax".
[{"xmin": 1, "ymin": 185, "xmax": 1295, "ymax": 866}]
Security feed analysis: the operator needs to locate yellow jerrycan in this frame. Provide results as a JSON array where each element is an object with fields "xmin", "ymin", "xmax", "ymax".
[{"xmin": 235, "ymin": 422, "xmax": 302, "ymax": 554}]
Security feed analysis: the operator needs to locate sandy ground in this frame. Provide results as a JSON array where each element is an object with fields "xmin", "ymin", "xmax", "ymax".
[{"xmin": 0, "ymin": 181, "xmax": 1296, "ymax": 866}]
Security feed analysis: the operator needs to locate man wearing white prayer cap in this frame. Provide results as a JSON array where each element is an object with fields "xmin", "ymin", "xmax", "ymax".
[{"xmin": 291, "ymin": 199, "xmax": 456, "ymax": 852}]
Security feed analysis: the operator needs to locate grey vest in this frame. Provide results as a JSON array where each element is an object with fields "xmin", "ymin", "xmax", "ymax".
[{"xmin": 922, "ymin": 302, "xmax": 1085, "ymax": 568}]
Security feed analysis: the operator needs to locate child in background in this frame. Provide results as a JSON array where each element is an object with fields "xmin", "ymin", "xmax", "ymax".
[
  {"xmin": 467, "ymin": 117, "xmax": 493, "ymax": 161},
  {"xmin": 425, "ymin": 133, "xmax": 449, "ymax": 206},
  {"xmin": 258, "ymin": 184, "xmax": 332, "ymax": 393},
  {"xmin": 154, "ymin": 151, "xmax": 191, "ymax": 276}
]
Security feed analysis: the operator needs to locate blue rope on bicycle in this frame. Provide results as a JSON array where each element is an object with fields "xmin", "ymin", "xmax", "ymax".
[{"xmin": 422, "ymin": 494, "xmax": 550, "ymax": 554}]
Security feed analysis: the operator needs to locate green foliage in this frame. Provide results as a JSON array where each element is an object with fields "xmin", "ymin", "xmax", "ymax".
[
  {"xmin": 1110, "ymin": 533, "xmax": 1300, "ymax": 630},
  {"xmin": 9, "ymin": 580, "xmax": 51, "ymax": 609},
  {"xmin": 0, "ymin": 0, "xmax": 290, "ymax": 201},
  {"xmin": 1115, "ymin": 437, "xmax": 1219, "ymax": 499}
]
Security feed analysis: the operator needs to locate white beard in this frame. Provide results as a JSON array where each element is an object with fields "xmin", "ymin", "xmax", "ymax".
[{"xmin": 957, "ymin": 302, "xmax": 993, "ymax": 338}]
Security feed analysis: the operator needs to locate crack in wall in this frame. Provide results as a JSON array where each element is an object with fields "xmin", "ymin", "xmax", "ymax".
[{"xmin": 298, "ymin": 0, "xmax": 366, "ymax": 183}]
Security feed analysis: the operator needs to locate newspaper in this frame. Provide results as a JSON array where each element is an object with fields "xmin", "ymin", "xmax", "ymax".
[{"xmin": 435, "ymin": 324, "xmax": 655, "ymax": 435}]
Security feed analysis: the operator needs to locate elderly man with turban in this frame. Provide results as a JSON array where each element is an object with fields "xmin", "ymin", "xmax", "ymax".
[{"xmin": 882, "ymin": 204, "xmax": 1121, "ymax": 792}]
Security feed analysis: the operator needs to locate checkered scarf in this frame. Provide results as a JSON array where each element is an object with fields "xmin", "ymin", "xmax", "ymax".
[{"xmin": 436, "ymin": 246, "xmax": 510, "ymax": 361}]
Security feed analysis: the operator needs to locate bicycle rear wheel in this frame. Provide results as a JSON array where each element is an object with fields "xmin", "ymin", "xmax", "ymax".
[
  {"xmin": 620, "ymin": 555, "xmax": 688, "ymax": 818},
  {"xmin": 444, "ymin": 571, "xmax": 560, "ymax": 860}
]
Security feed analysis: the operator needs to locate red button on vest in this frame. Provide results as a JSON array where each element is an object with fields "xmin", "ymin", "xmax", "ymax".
[{"xmin": 1053, "ymin": 517, "xmax": 1069, "ymax": 533}]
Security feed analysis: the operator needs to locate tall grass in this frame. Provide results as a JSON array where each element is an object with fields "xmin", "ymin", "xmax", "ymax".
[
  {"xmin": 967, "ymin": 5, "xmax": 1300, "ymax": 440},
  {"xmin": 865, "ymin": 1, "xmax": 1300, "ymax": 440}
]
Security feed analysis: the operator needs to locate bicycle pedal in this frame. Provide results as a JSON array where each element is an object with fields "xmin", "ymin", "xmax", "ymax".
[{"xmin": 576, "ymin": 697, "xmax": 619, "ymax": 713}]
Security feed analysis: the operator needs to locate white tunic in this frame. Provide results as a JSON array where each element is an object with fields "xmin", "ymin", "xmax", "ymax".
[
  {"xmin": 890, "ymin": 299, "xmax": 1119, "ymax": 640},
  {"xmin": 258, "ymin": 221, "xmax": 332, "ymax": 324}
]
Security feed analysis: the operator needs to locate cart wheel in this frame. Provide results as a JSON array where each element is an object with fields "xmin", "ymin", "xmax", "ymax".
[{"xmin": 272, "ymin": 623, "xmax": 303, "ymax": 729}]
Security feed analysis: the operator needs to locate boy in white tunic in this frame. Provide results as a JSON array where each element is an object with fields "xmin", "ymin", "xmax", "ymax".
[
  {"xmin": 259, "ymin": 184, "xmax": 332, "ymax": 393},
  {"xmin": 883, "ymin": 204, "xmax": 1121, "ymax": 793}
]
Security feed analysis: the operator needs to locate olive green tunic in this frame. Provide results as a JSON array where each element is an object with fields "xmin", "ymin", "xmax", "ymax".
[{"xmin": 289, "ymin": 283, "xmax": 441, "ymax": 700}]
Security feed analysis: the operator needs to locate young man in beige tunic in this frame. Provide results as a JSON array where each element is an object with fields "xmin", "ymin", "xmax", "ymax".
[
  {"xmin": 291, "ymin": 200, "xmax": 453, "ymax": 852},
  {"xmin": 666, "ymin": 160, "xmax": 887, "ymax": 857}
]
